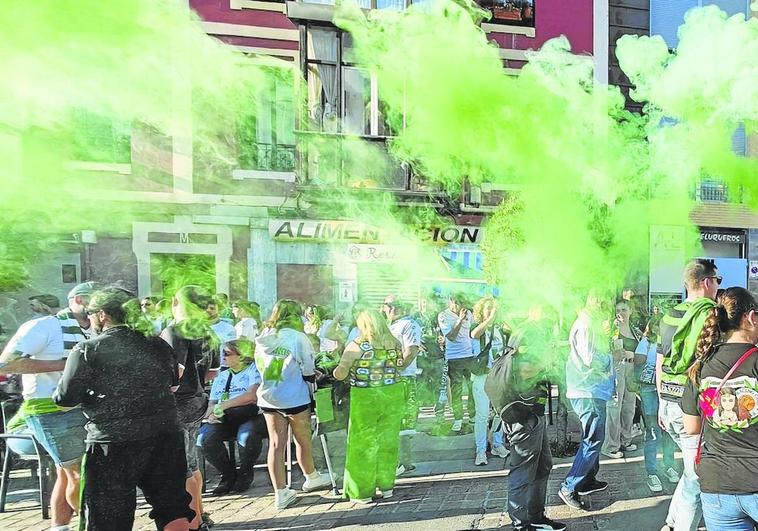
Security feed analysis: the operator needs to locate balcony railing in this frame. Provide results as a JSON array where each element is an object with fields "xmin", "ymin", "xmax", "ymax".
[
  {"xmin": 239, "ymin": 143, "xmax": 296, "ymax": 172},
  {"xmin": 695, "ymin": 180, "xmax": 732, "ymax": 203},
  {"xmin": 294, "ymin": 131, "xmax": 440, "ymax": 194}
]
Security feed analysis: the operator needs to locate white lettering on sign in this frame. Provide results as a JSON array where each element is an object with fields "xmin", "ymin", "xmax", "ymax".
[{"xmin": 700, "ymin": 232, "xmax": 745, "ymax": 244}]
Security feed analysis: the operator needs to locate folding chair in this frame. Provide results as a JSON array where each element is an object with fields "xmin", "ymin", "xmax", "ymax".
[{"xmin": 0, "ymin": 400, "xmax": 53, "ymax": 519}]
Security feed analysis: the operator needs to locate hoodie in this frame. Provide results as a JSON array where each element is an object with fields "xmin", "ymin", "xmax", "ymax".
[{"xmin": 254, "ymin": 327, "xmax": 315, "ymax": 410}]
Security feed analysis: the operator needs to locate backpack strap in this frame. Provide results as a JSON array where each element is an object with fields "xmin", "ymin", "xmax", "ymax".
[{"xmin": 695, "ymin": 346, "xmax": 758, "ymax": 464}]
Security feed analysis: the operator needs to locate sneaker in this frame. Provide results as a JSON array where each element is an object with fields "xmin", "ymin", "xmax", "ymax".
[
  {"xmin": 491, "ymin": 444, "xmax": 510, "ymax": 459},
  {"xmin": 353, "ymin": 497, "xmax": 373, "ymax": 504},
  {"xmin": 532, "ymin": 515, "xmax": 568, "ymax": 530},
  {"xmin": 451, "ymin": 419, "xmax": 463, "ymax": 432},
  {"xmin": 577, "ymin": 480, "xmax": 608, "ymax": 495},
  {"xmin": 631, "ymin": 423, "xmax": 643, "ymax": 438},
  {"xmin": 660, "ymin": 526, "xmax": 673, "ymax": 531},
  {"xmin": 647, "ymin": 474, "xmax": 663, "ymax": 493},
  {"xmin": 275, "ymin": 488, "xmax": 297, "ymax": 510},
  {"xmin": 475, "ymin": 450, "xmax": 488, "ymax": 466},
  {"xmin": 621, "ymin": 443, "xmax": 637, "ymax": 452},
  {"xmin": 558, "ymin": 488, "xmax": 586, "ymax": 510},
  {"xmin": 601, "ymin": 449, "xmax": 623, "ymax": 459},
  {"xmin": 302, "ymin": 472, "xmax": 331, "ymax": 492},
  {"xmin": 381, "ymin": 489, "xmax": 393, "ymax": 499},
  {"xmin": 395, "ymin": 464, "xmax": 415, "ymax": 477},
  {"xmin": 664, "ymin": 467, "xmax": 680, "ymax": 484}
]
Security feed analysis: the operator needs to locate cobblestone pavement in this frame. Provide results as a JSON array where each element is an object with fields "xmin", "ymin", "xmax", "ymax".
[{"xmin": 1, "ymin": 422, "xmax": 680, "ymax": 531}]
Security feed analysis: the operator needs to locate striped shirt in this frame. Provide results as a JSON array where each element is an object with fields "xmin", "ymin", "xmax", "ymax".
[{"xmin": 2, "ymin": 309, "xmax": 90, "ymax": 400}]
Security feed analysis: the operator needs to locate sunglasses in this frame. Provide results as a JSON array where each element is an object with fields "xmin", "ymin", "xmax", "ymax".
[
  {"xmin": 85, "ymin": 308, "xmax": 100, "ymax": 316},
  {"xmin": 706, "ymin": 275, "xmax": 723, "ymax": 286}
]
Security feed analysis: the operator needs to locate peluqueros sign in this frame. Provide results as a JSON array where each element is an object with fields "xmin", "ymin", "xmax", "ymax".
[{"xmin": 268, "ymin": 219, "xmax": 483, "ymax": 245}]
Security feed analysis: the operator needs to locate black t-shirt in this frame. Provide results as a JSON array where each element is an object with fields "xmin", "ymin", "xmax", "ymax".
[
  {"xmin": 53, "ymin": 326, "xmax": 180, "ymax": 443},
  {"xmin": 681, "ymin": 342, "xmax": 758, "ymax": 494},
  {"xmin": 160, "ymin": 320, "xmax": 217, "ymax": 423}
]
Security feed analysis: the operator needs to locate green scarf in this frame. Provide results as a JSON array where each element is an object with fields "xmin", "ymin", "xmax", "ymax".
[{"xmin": 665, "ymin": 297, "xmax": 718, "ymax": 377}]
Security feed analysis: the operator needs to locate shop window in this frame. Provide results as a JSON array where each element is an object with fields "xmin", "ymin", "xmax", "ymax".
[{"xmin": 277, "ymin": 264, "xmax": 334, "ymax": 307}]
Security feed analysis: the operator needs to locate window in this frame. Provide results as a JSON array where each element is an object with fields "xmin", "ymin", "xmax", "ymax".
[
  {"xmin": 71, "ymin": 110, "xmax": 131, "ymax": 164},
  {"xmin": 305, "ymin": 29, "xmax": 394, "ymax": 136},
  {"xmin": 238, "ymin": 66, "xmax": 296, "ymax": 171}
]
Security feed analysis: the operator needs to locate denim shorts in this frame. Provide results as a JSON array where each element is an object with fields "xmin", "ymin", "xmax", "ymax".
[
  {"xmin": 182, "ymin": 418, "xmax": 202, "ymax": 477},
  {"xmin": 25, "ymin": 408, "xmax": 87, "ymax": 467}
]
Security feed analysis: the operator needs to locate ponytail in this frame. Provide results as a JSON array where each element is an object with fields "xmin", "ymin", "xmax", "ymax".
[{"xmin": 687, "ymin": 306, "xmax": 726, "ymax": 385}]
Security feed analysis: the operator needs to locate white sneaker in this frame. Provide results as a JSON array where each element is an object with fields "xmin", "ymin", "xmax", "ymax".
[
  {"xmin": 491, "ymin": 445, "xmax": 510, "ymax": 459},
  {"xmin": 381, "ymin": 489, "xmax": 393, "ymax": 499},
  {"xmin": 451, "ymin": 419, "xmax": 463, "ymax": 432},
  {"xmin": 647, "ymin": 474, "xmax": 663, "ymax": 493},
  {"xmin": 622, "ymin": 443, "xmax": 637, "ymax": 452},
  {"xmin": 395, "ymin": 464, "xmax": 406, "ymax": 477},
  {"xmin": 475, "ymin": 451, "xmax": 488, "ymax": 466},
  {"xmin": 275, "ymin": 487, "xmax": 297, "ymax": 510},
  {"xmin": 664, "ymin": 467, "xmax": 680, "ymax": 484},
  {"xmin": 601, "ymin": 449, "xmax": 623, "ymax": 459},
  {"xmin": 354, "ymin": 497, "xmax": 373, "ymax": 504},
  {"xmin": 302, "ymin": 472, "xmax": 331, "ymax": 492},
  {"xmin": 631, "ymin": 423, "xmax": 643, "ymax": 438}
]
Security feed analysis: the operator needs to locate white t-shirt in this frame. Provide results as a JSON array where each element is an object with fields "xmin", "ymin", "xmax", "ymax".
[
  {"xmin": 317, "ymin": 320, "xmax": 344, "ymax": 353},
  {"xmin": 209, "ymin": 363, "xmax": 262, "ymax": 402},
  {"xmin": 255, "ymin": 328, "xmax": 315, "ymax": 410},
  {"xmin": 438, "ymin": 310, "xmax": 474, "ymax": 360},
  {"xmin": 390, "ymin": 316, "xmax": 423, "ymax": 377},
  {"xmin": 2, "ymin": 316, "xmax": 87, "ymax": 399},
  {"xmin": 235, "ymin": 318, "xmax": 259, "ymax": 341}
]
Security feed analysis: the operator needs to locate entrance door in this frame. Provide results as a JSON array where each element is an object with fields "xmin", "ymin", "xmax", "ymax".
[{"xmin": 150, "ymin": 254, "xmax": 216, "ymax": 298}]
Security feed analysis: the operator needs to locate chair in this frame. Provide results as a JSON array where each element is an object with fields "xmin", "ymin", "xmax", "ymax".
[{"xmin": 0, "ymin": 400, "xmax": 54, "ymax": 519}]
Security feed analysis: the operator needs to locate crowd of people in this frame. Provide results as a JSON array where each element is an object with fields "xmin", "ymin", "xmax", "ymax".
[{"xmin": 1, "ymin": 256, "xmax": 757, "ymax": 530}]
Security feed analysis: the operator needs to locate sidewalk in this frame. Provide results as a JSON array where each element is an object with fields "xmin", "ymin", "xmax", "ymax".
[{"xmin": 0, "ymin": 413, "xmax": 678, "ymax": 530}]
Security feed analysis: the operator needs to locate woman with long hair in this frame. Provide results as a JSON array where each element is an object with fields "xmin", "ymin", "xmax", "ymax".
[
  {"xmin": 255, "ymin": 299, "xmax": 331, "ymax": 510},
  {"xmin": 334, "ymin": 309, "xmax": 404, "ymax": 503},
  {"xmin": 470, "ymin": 296, "xmax": 506, "ymax": 465},
  {"xmin": 682, "ymin": 287, "xmax": 758, "ymax": 530}
]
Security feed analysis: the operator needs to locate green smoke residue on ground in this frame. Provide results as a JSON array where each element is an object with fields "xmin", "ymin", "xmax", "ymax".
[{"xmin": 336, "ymin": 0, "xmax": 756, "ymax": 312}]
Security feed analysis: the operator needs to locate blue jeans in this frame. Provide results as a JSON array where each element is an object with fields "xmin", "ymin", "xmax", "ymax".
[
  {"xmin": 701, "ymin": 493, "xmax": 758, "ymax": 530},
  {"xmin": 198, "ymin": 415, "xmax": 266, "ymax": 479},
  {"xmin": 561, "ymin": 398, "xmax": 607, "ymax": 494},
  {"xmin": 640, "ymin": 385, "xmax": 676, "ymax": 475},
  {"xmin": 660, "ymin": 399, "xmax": 701, "ymax": 531}
]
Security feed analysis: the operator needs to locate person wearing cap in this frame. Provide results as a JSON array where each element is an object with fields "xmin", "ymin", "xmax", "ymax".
[
  {"xmin": 52, "ymin": 287, "xmax": 193, "ymax": 531},
  {"xmin": 0, "ymin": 281, "xmax": 97, "ymax": 531},
  {"xmin": 198, "ymin": 338, "xmax": 266, "ymax": 496},
  {"xmin": 382, "ymin": 295, "xmax": 422, "ymax": 477},
  {"xmin": 29, "ymin": 294, "xmax": 61, "ymax": 318}
]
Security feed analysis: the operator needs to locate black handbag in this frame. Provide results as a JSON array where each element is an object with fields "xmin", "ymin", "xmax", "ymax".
[
  {"xmin": 220, "ymin": 370, "xmax": 259, "ymax": 424},
  {"xmin": 470, "ymin": 325, "xmax": 495, "ymax": 376}
]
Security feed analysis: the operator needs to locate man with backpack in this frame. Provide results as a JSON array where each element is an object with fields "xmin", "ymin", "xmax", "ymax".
[
  {"xmin": 485, "ymin": 305, "xmax": 565, "ymax": 531},
  {"xmin": 657, "ymin": 259, "xmax": 720, "ymax": 531}
]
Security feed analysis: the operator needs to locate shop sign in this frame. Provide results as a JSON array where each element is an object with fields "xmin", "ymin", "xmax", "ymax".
[
  {"xmin": 269, "ymin": 219, "xmax": 381, "ymax": 243},
  {"xmin": 270, "ymin": 219, "xmax": 484, "ymax": 245},
  {"xmin": 750, "ymin": 261, "xmax": 758, "ymax": 280},
  {"xmin": 700, "ymin": 230, "xmax": 745, "ymax": 244}
]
